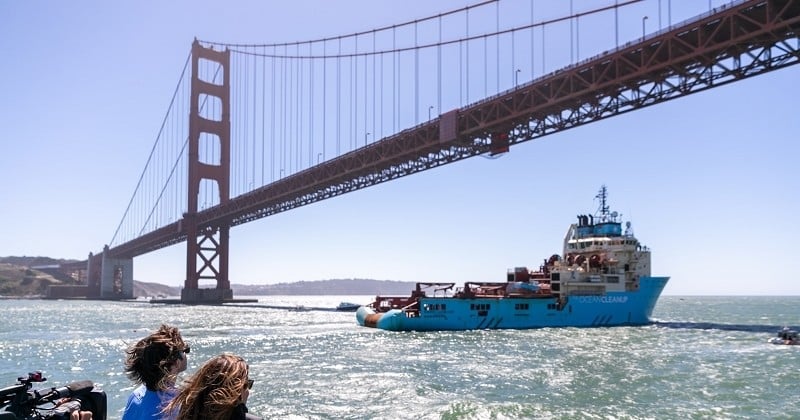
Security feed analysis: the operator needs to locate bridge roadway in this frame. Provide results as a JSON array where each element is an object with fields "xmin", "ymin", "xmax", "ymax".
[{"xmin": 108, "ymin": 0, "xmax": 800, "ymax": 259}]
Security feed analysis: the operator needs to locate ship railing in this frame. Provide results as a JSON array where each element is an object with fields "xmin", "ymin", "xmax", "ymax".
[
  {"xmin": 416, "ymin": 282, "xmax": 456, "ymax": 297},
  {"xmin": 373, "ymin": 295, "xmax": 417, "ymax": 311},
  {"xmin": 401, "ymin": 301, "xmax": 419, "ymax": 311}
]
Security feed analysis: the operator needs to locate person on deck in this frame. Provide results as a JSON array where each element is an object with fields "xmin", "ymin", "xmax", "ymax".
[
  {"xmin": 122, "ymin": 324, "xmax": 189, "ymax": 420},
  {"xmin": 164, "ymin": 353, "xmax": 261, "ymax": 420}
]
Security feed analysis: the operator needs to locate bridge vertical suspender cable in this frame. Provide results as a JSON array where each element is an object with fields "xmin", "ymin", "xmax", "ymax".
[{"xmin": 109, "ymin": 51, "xmax": 191, "ymax": 247}]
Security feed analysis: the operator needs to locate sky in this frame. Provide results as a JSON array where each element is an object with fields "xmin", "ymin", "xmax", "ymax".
[{"xmin": 1, "ymin": 0, "xmax": 798, "ymax": 296}]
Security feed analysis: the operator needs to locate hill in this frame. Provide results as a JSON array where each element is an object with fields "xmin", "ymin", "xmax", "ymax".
[
  {"xmin": 0, "ymin": 257, "xmax": 416, "ymax": 298},
  {"xmin": 131, "ymin": 279, "xmax": 416, "ymax": 298},
  {"xmin": 231, "ymin": 279, "xmax": 417, "ymax": 296},
  {"xmin": 0, "ymin": 262, "xmax": 64, "ymax": 297},
  {"xmin": 134, "ymin": 281, "xmax": 181, "ymax": 298},
  {"xmin": 0, "ymin": 256, "xmax": 77, "ymax": 267}
]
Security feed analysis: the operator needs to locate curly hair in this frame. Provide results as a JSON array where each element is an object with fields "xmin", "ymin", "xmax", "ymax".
[
  {"xmin": 124, "ymin": 324, "xmax": 186, "ymax": 391},
  {"xmin": 165, "ymin": 353, "xmax": 250, "ymax": 420}
]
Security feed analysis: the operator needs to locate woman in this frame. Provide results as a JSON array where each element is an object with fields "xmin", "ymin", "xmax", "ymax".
[
  {"xmin": 165, "ymin": 353, "xmax": 258, "ymax": 420},
  {"xmin": 122, "ymin": 324, "xmax": 189, "ymax": 420}
]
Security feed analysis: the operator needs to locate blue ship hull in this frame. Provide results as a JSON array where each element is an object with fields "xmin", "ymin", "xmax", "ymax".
[{"xmin": 357, "ymin": 276, "xmax": 669, "ymax": 331}]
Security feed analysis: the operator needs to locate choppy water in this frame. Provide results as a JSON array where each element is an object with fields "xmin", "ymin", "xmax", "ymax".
[{"xmin": 1, "ymin": 296, "xmax": 799, "ymax": 419}]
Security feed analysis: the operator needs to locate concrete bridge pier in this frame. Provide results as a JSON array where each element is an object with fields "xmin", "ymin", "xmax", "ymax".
[
  {"xmin": 95, "ymin": 245, "xmax": 133, "ymax": 299},
  {"xmin": 181, "ymin": 287, "xmax": 232, "ymax": 302}
]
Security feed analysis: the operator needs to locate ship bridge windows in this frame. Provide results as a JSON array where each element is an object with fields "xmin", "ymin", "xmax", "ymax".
[
  {"xmin": 515, "ymin": 303, "xmax": 529, "ymax": 310},
  {"xmin": 423, "ymin": 303, "xmax": 446, "ymax": 312},
  {"xmin": 471, "ymin": 303, "xmax": 491, "ymax": 317}
]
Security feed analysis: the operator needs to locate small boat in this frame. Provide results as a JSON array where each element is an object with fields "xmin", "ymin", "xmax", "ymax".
[
  {"xmin": 768, "ymin": 327, "xmax": 799, "ymax": 345},
  {"xmin": 356, "ymin": 186, "xmax": 669, "ymax": 332},
  {"xmin": 336, "ymin": 302, "xmax": 361, "ymax": 312}
]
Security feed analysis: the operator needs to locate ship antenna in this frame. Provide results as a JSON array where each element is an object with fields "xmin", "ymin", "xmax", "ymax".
[{"xmin": 595, "ymin": 185, "xmax": 609, "ymax": 221}]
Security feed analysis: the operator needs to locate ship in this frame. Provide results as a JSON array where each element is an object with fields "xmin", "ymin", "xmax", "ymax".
[
  {"xmin": 768, "ymin": 327, "xmax": 799, "ymax": 345},
  {"xmin": 356, "ymin": 186, "xmax": 669, "ymax": 331}
]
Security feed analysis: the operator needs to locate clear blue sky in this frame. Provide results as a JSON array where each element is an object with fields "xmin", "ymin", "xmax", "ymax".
[{"xmin": 1, "ymin": 0, "xmax": 798, "ymax": 295}]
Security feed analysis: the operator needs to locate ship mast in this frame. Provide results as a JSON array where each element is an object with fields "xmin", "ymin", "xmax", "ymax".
[{"xmin": 595, "ymin": 185, "xmax": 609, "ymax": 222}]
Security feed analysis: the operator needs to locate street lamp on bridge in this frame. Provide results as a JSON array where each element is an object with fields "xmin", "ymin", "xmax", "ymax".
[
  {"xmin": 365, "ymin": 132, "xmax": 370, "ymax": 147},
  {"xmin": 642, "ymin": 16, "xmax": 648, "ymax": 40},
  {"xmin": 428, "ymin": 105, "xmax": 434, "ymax": 120}
]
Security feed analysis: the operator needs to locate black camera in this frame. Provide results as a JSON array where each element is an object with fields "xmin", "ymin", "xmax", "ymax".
[{"xmin": 0, "ymin": 372, "xmax": 107, "ymax": 420}]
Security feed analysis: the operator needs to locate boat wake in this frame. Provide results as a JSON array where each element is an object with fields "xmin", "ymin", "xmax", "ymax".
[{"xmin": 653, "ymin": 321, "xmax": 798, "ymax": 334}]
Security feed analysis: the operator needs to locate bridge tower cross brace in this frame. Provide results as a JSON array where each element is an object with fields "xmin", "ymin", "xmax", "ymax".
[{"xmin": 181, "ymin": 40, "xmax": 232, "ymax": 302}]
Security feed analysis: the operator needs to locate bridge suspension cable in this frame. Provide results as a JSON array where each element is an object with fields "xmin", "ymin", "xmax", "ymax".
[
  {"xmin": 106, "ymin": 0, "xmax": 790, "ymax": 257},
  {"xmin": 109, "ymin": 51, "xmax": 192, "ymax": 248},
  {"xmin": 110, "ymin": 50, "xmax": 229, "ymax": 248},
  {"xmin": 110, "ymin": 0, "xmax": 653, "ymax": 249}
]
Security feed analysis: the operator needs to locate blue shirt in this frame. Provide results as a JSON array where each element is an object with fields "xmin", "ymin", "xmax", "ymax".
[{"xmin": 122, "ymin": 384, "xmax": 177, "ymax": 420}]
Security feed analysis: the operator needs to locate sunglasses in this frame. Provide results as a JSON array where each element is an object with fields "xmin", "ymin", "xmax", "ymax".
[
  {"xmin": 246, "ymin": 378, "xmax": 254, "ymax": 390},
  {"xmin": 175, "ymin": 347, "xmax": 190, "ymax": 360}
]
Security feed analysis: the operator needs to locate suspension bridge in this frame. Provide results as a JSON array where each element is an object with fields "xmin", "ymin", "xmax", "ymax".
[{"xmin": 47, "ymin": 0, "xmax": 800, "ymax": 302}]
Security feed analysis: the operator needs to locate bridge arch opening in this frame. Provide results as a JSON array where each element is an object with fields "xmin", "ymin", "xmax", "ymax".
[
  {"xmin": 198, "ymin": 178, "xmax": 221, "ymax": 209},
  {"xmin": 197, "ymin": 58, "xmax": 225, "ymax": 85},
  {"xmin": 199, "ymin": 132, "xmax": 222, "ymax": 166},
  {"xmin": 198, "ymin": 94, "xmax": 223, "ymax": 121}
]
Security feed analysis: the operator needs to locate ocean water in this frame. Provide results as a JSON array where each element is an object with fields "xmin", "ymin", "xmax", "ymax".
[{"xmin": 0, "ymin": 296, "xmax": 798, "ymax": 419}]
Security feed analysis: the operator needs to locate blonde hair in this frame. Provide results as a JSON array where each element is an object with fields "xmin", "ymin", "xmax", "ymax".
[{"xmin": 166, "ymin": 353, "xmax": 250, "ymax": 420}]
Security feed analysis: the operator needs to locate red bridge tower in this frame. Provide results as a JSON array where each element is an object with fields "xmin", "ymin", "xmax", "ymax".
[{"xmin": 181, "ymin": 40, "xmax": 232, "ymax": 303}]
